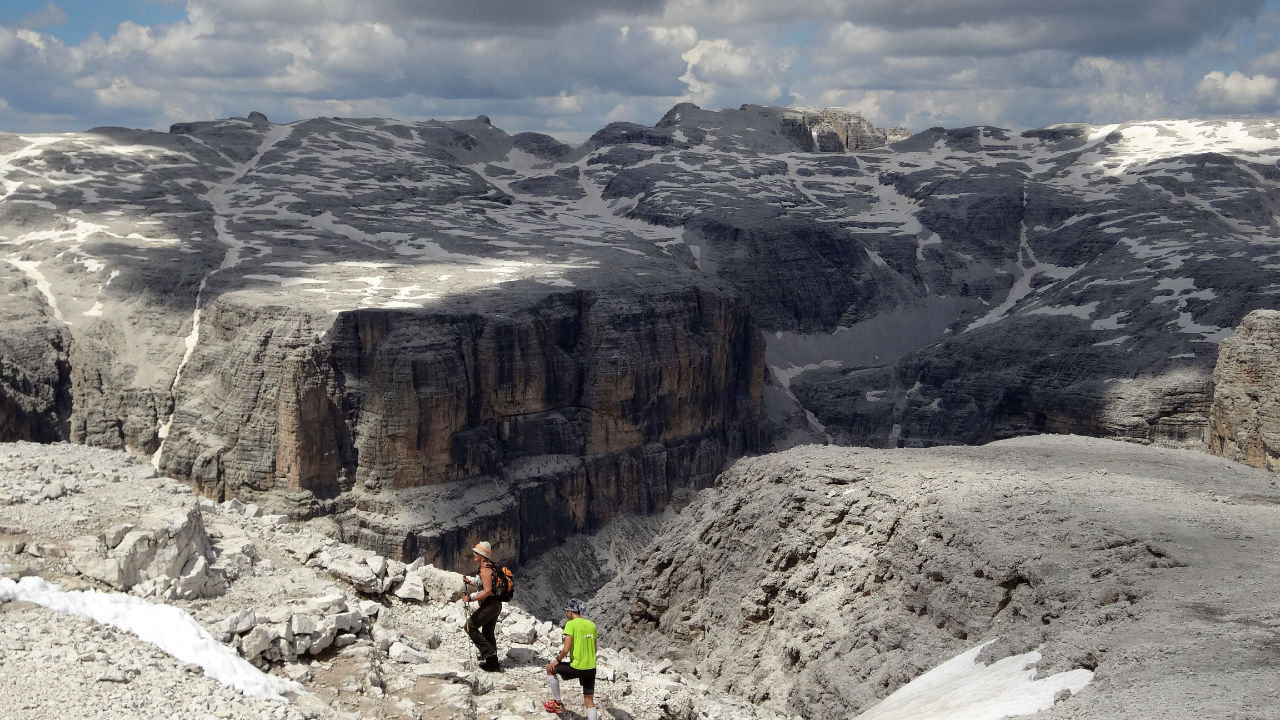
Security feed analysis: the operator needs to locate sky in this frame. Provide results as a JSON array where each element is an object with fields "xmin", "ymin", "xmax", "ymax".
[{"xmin": 1, "ymin": 0, "xmax": 1279, "ymax": 143}]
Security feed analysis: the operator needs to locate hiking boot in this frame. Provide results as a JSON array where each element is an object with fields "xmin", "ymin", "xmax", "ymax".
[
  {"xmin": 542, "ymin": 700, "xmax": 566, "ymax": 714},
  {"xmin": 480, "ymin": 656, "xmax": 501, "ymax": 672}
]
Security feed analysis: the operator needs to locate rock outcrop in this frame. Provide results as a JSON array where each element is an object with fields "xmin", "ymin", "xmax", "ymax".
[
  {"xmin": 653, "ymin": 103, "xmax": 909, "ymax": 154},
  {"xmin": 594, "ymin": 437, "xmax": 1280, "ymax": 720},
  {"xmin": 0, "ymin": 266, "xmax": 71, "ymax": 442},
  {"xmin": 68, "ymin": 506, "xmax": 227, "ymax": 600},
  {"xmin": 1207, "ymin": 308, "xmax": 1280, "ymax": 471}
]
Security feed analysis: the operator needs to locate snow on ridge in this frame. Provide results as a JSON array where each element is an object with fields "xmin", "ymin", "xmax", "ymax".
[
  {"xmin": 3, "ymin": 257, "xmax": 66, "ymax": 324},
  {"xmin": 853, "ymin": 641, "xmax": 1093, "ymax": 720}
]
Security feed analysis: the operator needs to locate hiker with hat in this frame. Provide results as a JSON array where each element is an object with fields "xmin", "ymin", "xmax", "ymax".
[
  {"xmin": 460, "ymin": 540, "xmax": 503, "ymax": 672},
  {"xmin": 542, "ymin": 597, "xmax": 598, "ymax": 718}
]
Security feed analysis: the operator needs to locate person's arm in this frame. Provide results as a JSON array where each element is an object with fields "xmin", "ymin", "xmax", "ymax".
[
  {"xmin": 466, "ymin": 566, "xmax": 494, "ymax": 602},
  {"xmin": 555, "ymin": 632, "xmax": 573, "ymax": 663},
  {"xmin": 546, "ymin": 631, "xmax": 573, "ymax": 672}
]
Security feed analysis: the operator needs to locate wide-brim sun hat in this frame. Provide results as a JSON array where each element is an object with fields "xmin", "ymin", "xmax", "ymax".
[{"xmin": 473, "ymin": 541, "xmax": 493, "ymax": 559}]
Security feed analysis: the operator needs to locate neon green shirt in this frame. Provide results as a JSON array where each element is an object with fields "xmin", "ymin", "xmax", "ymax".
[{"xmin": 564, "ymin": 616, "xmax": 597, "ymax": 670}]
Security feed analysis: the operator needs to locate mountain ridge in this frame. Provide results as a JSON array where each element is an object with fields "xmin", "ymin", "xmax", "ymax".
[{"xmin": 2, "ymin": 104, "xmax": 1278, "ymax": 569}]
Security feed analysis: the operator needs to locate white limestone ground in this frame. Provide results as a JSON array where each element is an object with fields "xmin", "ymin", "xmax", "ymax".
[
  {"xmin": 0, "ymin": 441, "xmax": 779, "ymax": 720},
  {"xmin": 591, "ymin": 435, "xmax": 1280, "ymax": 720},
  {"xmin": 4, "ymin": 436, "xmax": 1279, "ymax": 720}
]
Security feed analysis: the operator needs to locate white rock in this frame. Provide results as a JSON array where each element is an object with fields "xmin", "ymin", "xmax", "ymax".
[
  {"xmin": 222, "ymin": 609, "xmax": 258, "ymax": 636},
  {"xmin": 103, "ymin": 524, "xmax": 134, "ymax": 550},
  {"xmin": 417, "ymin": 564, "xmax": 467, "ymax": 602},
  {"xmin": 329, "ymin": 557, "xmax": 381, "ymax": 594},
  {"xmin": 290, "ymin": 613, "xmax": 317, "ymax": 636},
  {"xmin": 505, "ymin": 617, "xmax": 539, "ymax": 644},
  {"xmin": 388, "ymin": 641, "xmax": 430, "ymax": 664},
  {"xmin": 308, "ymin": 619, "xmax": 337, "ymax": 656},
  {"xmin": 307, "ymin": 593, "xmax": 347, "ymax": 613},
  {"xmin": 386, "ymin": 559, "xmax": 407, "ymax": 584},
  {"xmin": 241, "ymin": 625, "xmax": 276, "ymax": 659},
  {"xmin": 393, "ymin": 572, "xmax": 426, "ymax": 601},
  {"xmin": 332, "ymin": 610, "xmax": 364, "ymax": 633},
  {"xmin": 371, "ymin": 624, "xmax": 399, "ymax": 652},
  {"xmin": 36, "ymin": 481, "xmax": 66, "ymax": 502}
]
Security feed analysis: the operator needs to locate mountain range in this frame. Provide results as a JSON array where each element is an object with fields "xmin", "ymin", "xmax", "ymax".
[{"xmin": 2, "ymin": 104, "xmax": 1278, "ymax": 569}]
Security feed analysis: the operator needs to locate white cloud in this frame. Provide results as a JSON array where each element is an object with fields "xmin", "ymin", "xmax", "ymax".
[
  {"xmin": 679, "ymin": 38, "xmax": 793, "ymax": 108},
  {"xmin": 94, "ymin": 76, "xmax": 164, "ymax": 110},
  {"xmin": 0, "ymin": 0, "xmax": 1276, "ymax": 138},
  {"xmin": 12, "ymin": 2, "xmax": 68, "ymax": 30},
  {"xmin": 1196, "ymin": 70, "xmax": 1279, "ymax": 112}
]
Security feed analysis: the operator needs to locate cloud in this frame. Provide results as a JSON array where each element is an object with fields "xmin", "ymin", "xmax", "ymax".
[
  {"xmin": 1195, "ymin": 70, "xmax": 1279, "ymax": 112},
  {"xmin": 9, "ymin": 2, "xmax": 68, "ymax": 30},
  {"xmin": 679, "ymin": 37, "xmax": 795, "ymax": 108},
  {"xmin": 0, "ymin": 0, "xmax": 1276, "ymax": 138}
]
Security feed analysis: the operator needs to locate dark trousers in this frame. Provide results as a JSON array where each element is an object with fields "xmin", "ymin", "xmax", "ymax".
[{"xmin": 465, "ymin": 599, "xmax": 502, "ymax": 659}]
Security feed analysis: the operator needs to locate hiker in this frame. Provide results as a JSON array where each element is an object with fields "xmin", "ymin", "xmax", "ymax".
[
  {"xmin": 543, "ymin": 597, "xmax": 598, "ymax": 718},
  {"xmin": 460, "ymin": 540, "xmax": 503, "ymax": 672}
]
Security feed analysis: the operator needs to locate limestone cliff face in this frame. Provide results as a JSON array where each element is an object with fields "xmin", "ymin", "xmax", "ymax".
[
  {"xmin": 0, "ymin": 269, "xmax": 71, "ymax": 442},
  {"xmin": 158, "ymin": 285, "xmax": 763, "ymax": 569},
  {"xmin": 1207, "ymin": 309, "xmax": 1280, "ymax": 471}
]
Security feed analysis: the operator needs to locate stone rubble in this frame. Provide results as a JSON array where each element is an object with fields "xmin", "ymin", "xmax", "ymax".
[{"xmin": 0, "ymin": 441, "xmax": 785, "ymax": 720}]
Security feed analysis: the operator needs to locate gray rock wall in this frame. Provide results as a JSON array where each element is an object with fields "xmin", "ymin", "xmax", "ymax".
[
  {"xmin": 158, "ymin": 286, "xmax": 763, "ymax": 569},
  {"xmin": 0, "ymin": 270, "xmax": 70, "ymax": 442},
  {"xmin": 593, "ymin": 438, "xmax": 1280, "ymax": 719},
  {"xmin": 1207, "ymin": 308, "xmax": 1280, "ymax": 471}
]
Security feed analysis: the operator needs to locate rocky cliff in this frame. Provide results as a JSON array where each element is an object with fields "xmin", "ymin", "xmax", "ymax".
[
  {"xmin": 593, "ymin": 437, "xmax": 1280, "ymax": 719},
  {"xmin": 1207, "ymin": 308, "xmax": 1280, "ymax": 471},
  {"xmin": 0, "ymin": 114, "xmax": 765, "ymax": 570},
  {"xmin": 157, "ymin": 284, "xmax": 762, "ymax": 568},
  {"xmin": 4, "ymin": 108, "xmax": 1280, "ymax": 567}
]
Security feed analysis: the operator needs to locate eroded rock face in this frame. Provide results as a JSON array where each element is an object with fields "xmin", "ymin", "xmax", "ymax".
[
  {"xmin": 157, "ymin": 287, "xmax": 762, "ymax": 568},
  {"xmin": 68, "ymin": 506, "xmax": 226, "ymax": 600},
  {"xmin": 0, "ymin": 268, "xmax": 70, "ymax": 442},
  {"xmin": 593, "ymin": 438, "xmax": 1280, "ymax": 719},
  {"xmin": 1208, "ymin": 309, "xmax": 1280, "ymax": 471}
]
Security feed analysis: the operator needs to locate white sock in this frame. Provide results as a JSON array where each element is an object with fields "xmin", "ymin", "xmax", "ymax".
[
  {"xmin": 547, "ymin": 675, "xmax": 561, "ymax": 702},
  {"xmin": 587, "ymin": 709, "xmax": 598, "ymax": 720}
]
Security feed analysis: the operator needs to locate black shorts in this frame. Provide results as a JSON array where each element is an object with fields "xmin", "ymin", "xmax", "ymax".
[{"xmin": 553, "ymin": 662, "xmax": 596, "ymax": 695}]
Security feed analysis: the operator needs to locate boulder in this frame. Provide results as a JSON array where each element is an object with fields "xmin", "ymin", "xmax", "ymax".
[
  {"xmin": 393, "ymin": 571, "xmax": 425, "ymax": 601},
  {"xmin": 388, "ymin": 641, "xmax": 430, "ymax": 664},
  {"xmin": 328, "ymin": 557, "xmax": 381, "ymax": 594},
  {"xmin": 68, "ymin": 507, "xmax": 225, "ymax": 599},
  {"xmin": 504, "ymin": 617, "xmax": 539, "ymax": 644},
  {"xmin": 1208, "ymin": 309, "xmax": 1280, "ymax": 471}
]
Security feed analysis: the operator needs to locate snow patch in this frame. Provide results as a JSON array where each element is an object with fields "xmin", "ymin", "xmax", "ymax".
[
  {"xmin": 853, "ymin": 641, "xmax": 1092, "ymax": 720},
  {"xmin": 0, "ymin": 576, "xmax": 301, "ymax": 701}
]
